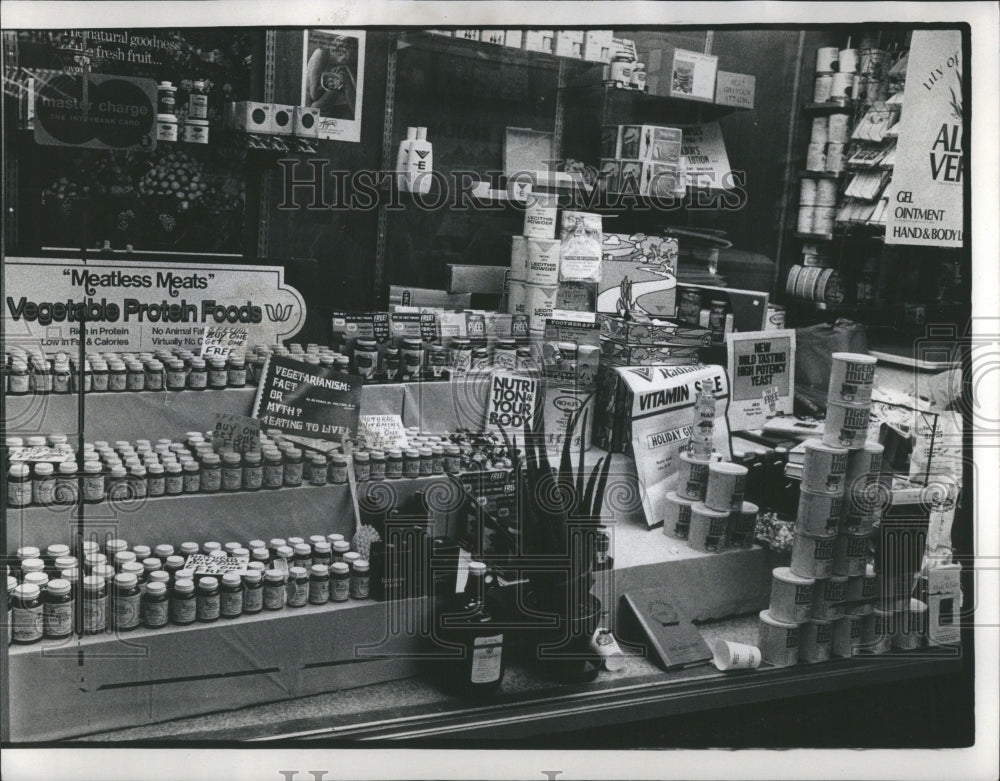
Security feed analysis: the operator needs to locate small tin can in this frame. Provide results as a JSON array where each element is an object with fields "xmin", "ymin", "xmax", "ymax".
[
  {"xmin": 840, "ymin": 503, "xmax": 877, "ymax": 535},
  {"xmin": 827, "ymin": 113, "xmax": 850, "ymax": 143},
  {"xmin": 662, "ymin": 491, "xmax": 695, "ymax": 541},
  {"xmin": 688, "ymin": 502, "xmax": 729, "ymax": 553},
  {"xmin": 791, "ymin": 530, "xmax": 836, "ymax": 579},
  {"xmin": 830, "ymin": 71, "xmax": 854, "ymax": 100},
  {"xmin": 796, "ymin": 206, "xmax": 815, "ymax": 234},
  {"xmin": 796, "ymin": 489, "xmax": 843, "ymax": 536},
  {"xmin": 871, "ymin": 605, "xmax": 894, "ymax": 654},
  {"xmin": 828, "ymin": 352, "xmax": 876, "ymax": 405},
  {"xmin": 811, "ymin": 575, "xmax": 848, "ymax": 620},
  {"xmin": 815, "ymin": 47, "xmax": 839, "ymax": 73},
  {"xmin": 825, "ymin": 142, "xmax": 845, "ymax": 173},
  {"xmin": 799, "ymin": 618, "xmax": 833, "ymax": 663},
  {"xmin": 813, "ymin": 73, "xmax": 833, "ymax": 102},
  {"xmin": 764, "ymin": 304, "xmax": 785, "ymax": 331},
  {"xmin": 812, "ymin": 206, "xmax": 836, "ymax": 236},
  {"xmin": 758, "ymin": 609, "xmax": 800, "ymax": 667},
  {"xmin": 831, "ymin": 613, "xmax": 864, "ymax": 657},
  {"xmin": 833, "ymin": 532, "xmax": 871, "ymax": 577},
  {"xmin": 805, "ymin": 142, "xmax": 827, "ymax": 171},
  {"xmin": 726, "ymin": 500, "xmax": 758, "ymax": 549},
  {"xmin": 844, "ymin": 563, "xmax": 878, "ymax": 602},
  {"xmin": 769, "ymin": 567, "xmax": 815, "ymax": 624},
  {"xmin": 891, "ymin": 598, "xmax": 927, "ymax": 650},
  {"xmin": 809, "ymin": 116, "xmax": 828, "ymax": 145},
  {"xmin": 704, "ymin": 461, "xmax": 747, "ymax": 513},
  {"xmin": 802, "ymin": 439, "xmax": 849, "ymax": 495},
  {"xmin": 799, "ymin": 178, "xmax": 818, "ymax": 206},
  {"xmin": 822, "ymin": 401, "xmax": 871, "ymax": 450},
  {"xmin": 676, "ymin": 450, "xmax": 710, "ymax": 501},
  {"xmin": 844, "ymin": 441, "xmax": 884, "ymax": 497}
]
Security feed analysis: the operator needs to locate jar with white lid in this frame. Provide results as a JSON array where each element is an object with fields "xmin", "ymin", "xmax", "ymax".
[
  {"xmin": 182, "ymin": 118, "xmax": 209, "ymax": 144},
  {"xmin": 156, "ymin": 114, "xmax": 178, "ymax": 142}
]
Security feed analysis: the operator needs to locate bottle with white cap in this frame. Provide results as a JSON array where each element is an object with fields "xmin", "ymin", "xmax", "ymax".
[
  {"xmin": 396, "ymin": 126, "xmax": 417, "ymax": 191},
  {"xmin": 406, "ymin": 127, "xmax": 433, "ymax": 195}
]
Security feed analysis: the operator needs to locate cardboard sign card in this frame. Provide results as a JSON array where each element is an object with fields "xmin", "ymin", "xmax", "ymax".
[
  {"xmin": 725, "ymin": 330, "xmax": 796, "ymax": 431},
  {"xmin": 200, "ymin": 325, "xmax": 249, "ymax": 360},
  {"xmin": 213, "ymin": 413, "xmax": 262, "ymax": 454}
]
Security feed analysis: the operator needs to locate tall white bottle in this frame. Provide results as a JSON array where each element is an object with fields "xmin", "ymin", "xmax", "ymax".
[
  {"xmin": 396, "ymin": 127, "xmax": 416, "ymax": 191},
  {"xmin": 407, "ymin": 127, "xmax": 433, "ymax": 195}
]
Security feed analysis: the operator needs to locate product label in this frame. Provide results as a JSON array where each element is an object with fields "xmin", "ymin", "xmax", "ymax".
[
  {"xmin": 8, "ymin": 482, "xmax": 33, "ymax": 507},
  {"xmin": 284, "ymin": 462, "xmax": 303, "ymax": 487},
  {"xmin": 197, "ymin": 593, "xmax": 220, "ymax": 621},
  {"xmin": 785, "ymin": 626, "xmax": 801, "ymax": 649},
  {"xmin": 43, "ymin": 601, "xmax": 74, "ymax": 636},
  {"xmin": 244, "ymin": 467, "xmax": 263, "ymax": 490},
  {"xmin": 83, "ymin": 595, "xmax": 106, "ymax": 632},
  {"xmin": 109, "ymin": 374, "xmax": 127, "ymax": 392},
  {"xmin": 220, "ymin": 590, "xmax": 243, "ymax": 617},
  {"xmin": 332, "ymin": 579, "xmax": 350, "ymax": 601},
  {"xmin": 263, "ymin": 584, "xmax": 285, "ymax": 609},
  {"xmin": 165, "ymin": 474, "xmax": 184, "ymax": 494},
  {"xmin": 262, "ymin": 463, "xmax": 283, "ymax": 488},
  {"xmin": 142, "ymin": 599, "xmax": 169, "ymax": 627},
  {"xmin": 170, "ymin": 597, "xmax": 196, "ymax": 624},
  {"xmin": 243, "ymin": 587, "xmax": 263, "ymax": 613},
  {"xmin": 114, "ymin": 592, "xmax": 141, "ymax": 629},
  {"xmin": 470, "ymin": 633, "xmax": 504, "ymax": 683},
  {"xmin": 12, "ymin": 605, "xmax": 44, "ymax": 642},
  {"xmin": 221, "ymin": 469, "xmax": 242, "ymax": 491},
  {"xmin": 188, "ymin": 372, "xmax": 207, "ymax": 389},
  {"xmin": 287, "ymin": 580, "xmax": 309, "ymax": 606},
  {"xmin": 146, "ymin": 371, "xmax": 164, "ymax": 391},
  {"xmin": 794, "ymin": 585, "xmax": 813, "ymax": 605},
  {"xmin": 182, "ymin": 472, "xmax": 200, "ymax": 492},
  {"xmin": 350, "ymin": 575, "xmax": 370, "ymax": 599},
  {"xmin": 309, "ymin": 580, "xmax": 330, "ymax": 604}
]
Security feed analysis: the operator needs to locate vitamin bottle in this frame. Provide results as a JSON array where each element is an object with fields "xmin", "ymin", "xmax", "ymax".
[
  {"xmin": 293, "ymin": 543, "xmax": 313, "ymax": 570},
  {"xmin": 126, "ymin": 360, "xmax": 145, "ymax": 391},
  {"xmin": 107, "ymin": 359, "xmax": 127, "ymax": 392},
  {"xmin": 31, "ymin": 462, "xmax": 57, "ymax": 506},
  {"xmin": 8, "ymin": 464, "xmax": 33, "ymax": 508},
  {"xmin": 141, "ymin": 581, "xmax": 169, "ymax": 628},
  {"xmin": 54, "ymin": 461, "xmax": 79, "ymax": 505},
  {"xmin": 208, "ymin": 357, "xmax": 228, "ymax": 389},
  {"xmin": 196, "ymin": 577, "xmax": 221, "ymax": 622},
  {"xmin": 283, "ymin": 448, "xmax": 304, "ymax": 487},
  {"xmin": 350, "ymin": 558, "xmax": 371, "ymax": 599},
  {"xmin": 170, "ymin": 579, "xmax": 197, "ymax": 625},
  {"xmin": 145, "ymin": 359, "xmax": 165, "ymax": 391},
  {"xmin": 81, "ymin": 575, "xmax": 106, "ymax": 633},
  {"xmin": 308, "ymin": 564, "xmax": 330, "ymax": 604},
  {"xmin": 187, "ymin": 357, "xmax": 208, "ymax": 390},
  {"xmin": 309, "ymin": 455, "xmax": 328, "ymax": 486},
  {"xmin": 222, "ymin": 452, "xmax": 243, "ymax": 491},
  {"xmin": 311, "ymin": 541, "xmax": 333, "ymax": 568},
  {"xmin": 182, "ymin": 460, "xmax": 201, "ymax": 493},
  {"xmin": 287, "ymin": 566, "xmax": 309, "ymax": 607},
  {"xmin": 369, "ymin": 450, "xmax": 386, "ymax": 481},
  {"xmin": 227, "ymin": 355, "xmax": 247, "ymax": 387},
  {"xmin": 220, "ymin": 573, "xmax": 244, "ymax": 619},
  {"xmin": 42, "ymin": 579, "xmax": 74, "ymax": 639},
  {"xmin": 111, "ymin": 573, "xmax": 141, "ymax": 631},
  {"xmin": 200, "ymin": 453, "xmax": 222, "ymax": 492},
  {"xmin": 263, "ymin": 569, "xmax": 286, "ymax": 610},
  {"xmin": 262, "ymin": 449, "xmax": 284, "ymax": 489},
  {"xmin": 235, "ymin": 450, "xmax": 260, "ymax": 491},
  {"xmin": 353, "ymin": 451, "xmax": 370, "ymax": 482},
  {"xmin": 166, "ymin": 359, "xmax": 187, "ymax": 391},
  {"xmin": 11, "ymin": 584, "xmax": 44, "ymax": 644},
  {"xmin": 243, "ymin": 570, "xmax": 264, "ymax": 614},
  {"xmin": 386, "ymin": 449, "xmax": 404, "ymax": 480},
  {"xmin": 330, "ymin": 562, "xmax": 350, "ymax": 602}
]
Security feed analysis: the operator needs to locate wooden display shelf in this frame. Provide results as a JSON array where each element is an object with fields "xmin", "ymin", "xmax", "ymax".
[{"xmin": 562, "ymin": 82, "xmax": 750, "ymax": 123}]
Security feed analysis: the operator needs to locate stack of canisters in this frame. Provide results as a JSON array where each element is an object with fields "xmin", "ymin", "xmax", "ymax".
[
  {"xmin": 663, "ymin": 452, "xmax": 755, "ymax": 554},
  {"xmin": 507, "ymin": 195, "xmax": 561, "ymax": 333},
  {"xmin": 759, "ymin": 349, "xmax": 927, "ymax": 664}
]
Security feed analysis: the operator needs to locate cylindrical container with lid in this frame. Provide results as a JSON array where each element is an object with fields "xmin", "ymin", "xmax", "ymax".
[
  {"xmin": 182, "ymin": 460, "xmax": 201, "ymax": 493},
  {"xmin": 758, "ymin": 609, "xmax": 800, "ymax": 667},
  {"xmin": 349, "ymin": 558, "xmax": 370, "ymax": 599},
  {"xmin": 141, "ymin": 581, "xmax": 170, "ymax": 628},
  {"xmin": 32, "ymin": 462, "xmax": 57, "ymax": 506},
  {"xmin": 243, "ymin": 570, "xmax": 263, "ymax": 613},
  {"xmin": 207, "ymin": 357, "xmax": 228, "ymax": 389},
  {"xmin": 11, "ymin": 584, "xmax": 44, "ymax": 644},
  {"xmin": 798, "ymin": 618, "xmax": 833, "ymax": 663},
  {"xmin": 726, "ymin": 501, "xmax": 759, "ymax": 549},
  {"xmin": 676, "ymin": 451, "xmax": 709, "ymax": 501},
  {"xmin": 823, "ymin": 402, "xmax": 871, "ymax": 450},
  {"xmin": 182, "ymin": 118, "xmax": 209, "ymax": 144},
  {"xmin": 329, "ymin": 561, "xmax": 350, "ymax": 601},
  {"xmin": 219, "ymin": 573, "xmax": 244, "ymax": 619},
  {"xmin": 662, "ymin": 491, "xmax": 695, "ymax": 540},
  {"xmin": 353, "ymin": 451, "xmax": 370, "ymax": 483},
  {"xmin": 796, "ymin": 489, "xmax": 844, "ymax": 536},
  {"xmin": 811, "ymin": 575, "xmax": 848, "ymax": 620},
  {"xmin": 828, "ymin": 352, "xmax": 877, "ymax": 405},
  {"xmin": 805, "ymin": 142, "xmax": 826, "ymax": 172},
  {"xmin": 263, "ymin": 569, "xmax": 286, "ymax": 610},
  {"xmin": 221, "ymin": 451, "xmax": 243, "ymax": 492},
  {"xmin": 801, "ymin": 440, "xmax": 849, "ymax": 495},
  {"xmin": 799, "ymin": 177, "xmax": 818, "ymax": 206},
  {"xmin": 769, "ymin": 567, "xmax": 815, "ymax": 624},
  {"xmin": 243, "ymin": 451, "xmax": 263, "ymax": 491},
  {"xmin": 328, "ymin": 453, "xmax": 348, "ymax": 485},
  {"xmin": 687, "ymin": 502, "xmax": 729, "ymax": 553},
  {"xmin": 790, "ymin": 530, "xmax": 836, "ymax": 579},
  {"xmin": 831, "ymin": 612, "xmax": 864, "ymax": 657},
  {"xmin": 42, "ymin": 579, "xmax": 74, "ymax": 639},
  {"xmin": 704, "ymin": 461, "xmax": 747, "ymax": 513},
  {"xmin": 82, "ymin": 575, "xmax": 107, "ymax": 633},
  {"xmin": 844, "ymin": 563, "xmax": 878, "ymax": 603},
  {"xmin": 262, "ymin": 449, "xmax": 284, "ymax": 489},
  {"xmin": 287, "ymin": 566, "xmax": 309, "ymax": 607},
  {"xmin": 308, "ymin": 564, "xmax": 330, "ymax": 604},
  {"xmin": 833, "ymin": 532, "xmax": 871, "ymax": 577},
  {"xmin": 368, "ymin": 450, "xmax": 387, "ymax": 481},
  {"xmin": 283, "ymin": 448, "xmax": 303, "ymax": 487},
  {"xmin": 196, "ymin": 577, "xmax": 221, "ymax": 622},
  {"xmin": 111, "ymin": 573, "xmax": 141, "ymax": 631},
  {"xmin": 8, "ymin": 464, "xmax": 33, "ymax": 508},
  {"xmin": 170, "ymin": 579, "xmax": 197, "ymax": 625},
  {"xmin": 796, "ymin": 205, "xmax": 815, "ymax": 234}
]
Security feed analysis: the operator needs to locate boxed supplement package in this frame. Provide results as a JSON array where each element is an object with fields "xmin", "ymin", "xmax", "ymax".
[{"xmin": 559, "ymin": 211, "xmax": 604, "ymax": 283}]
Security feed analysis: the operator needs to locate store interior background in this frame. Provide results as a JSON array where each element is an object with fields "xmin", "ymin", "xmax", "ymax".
[{"xmin": 2, "ymin": 24, "xmax": 973, "ymax": 748}]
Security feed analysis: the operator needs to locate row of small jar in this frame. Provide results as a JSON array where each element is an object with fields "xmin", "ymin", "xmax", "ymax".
[
  {"xmin": 3, "ymin": 349, "xmax": 249, "ymax": 395},
  {"xmin": 7, "ymin": 535, "xmax": 372, "ymax": 644},
  {"xmin": 5, "ymin": 430, "xmax": 468, "ymax": 507}
]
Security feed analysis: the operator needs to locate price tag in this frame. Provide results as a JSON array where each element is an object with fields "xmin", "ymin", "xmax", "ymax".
[
  {"xmin": 201, "ymin": 325, "xmax": 249, "ymax": 360},
  {"xmin": 213, "ymin": 413, "xmax": 261, "ymax": 454},
  {"xmin": 358, "ymin": 414, "xmax": 408, "ymax": 450}
]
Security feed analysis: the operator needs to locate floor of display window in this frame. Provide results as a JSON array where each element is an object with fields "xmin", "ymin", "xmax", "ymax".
[{"xmin": 69, "ymin": 613, "xmax": 960, "ymax": 743}]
